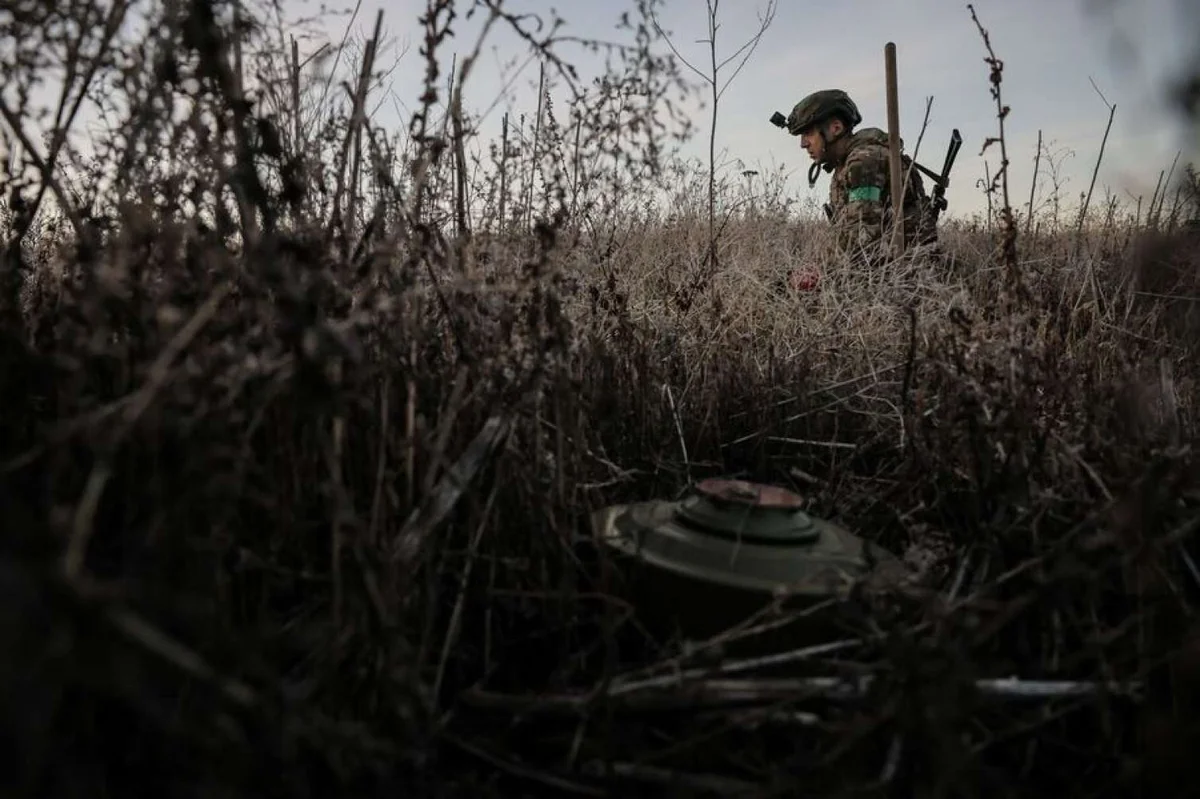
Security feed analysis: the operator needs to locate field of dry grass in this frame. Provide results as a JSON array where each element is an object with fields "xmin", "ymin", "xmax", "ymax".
[{"xmin": 2, "ymin": 1, "xmax": 1199, "ymax": 797}]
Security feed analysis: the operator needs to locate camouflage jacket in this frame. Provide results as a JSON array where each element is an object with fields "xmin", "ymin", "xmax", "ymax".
[{"xmin": 825, "ymin": 127, "xmax": 938, "ymax": 263}]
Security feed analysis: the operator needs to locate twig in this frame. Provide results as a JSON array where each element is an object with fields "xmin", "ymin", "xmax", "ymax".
[
  {"xmin": 330, "ymin": 390, "xmax": 346, "ymax": 628},
  {"xmin": 968, "ymin": 4, "xmax": 1021, "ymax": 292},
  {"xmin": 331, "ymin": 9, "xmax": 384, "ymax": 244},
  {"xmin": 391, "ymin": 413, "xmax": 513, "ymax": 569},
  {"xmin": 1179, "ymin": 544, "xmax": 1200, "ymax": 590},
  {"xmin": 662, "ymin": 383, "xmax": 691, "ymax": 479},
  {"xmin": 444, "ymin": 733, "xmax": 606, "ymax": 797},
  {"xmin": 946, "ymin": 548, "xmax": 973, "ymax": 601},
  {"xmin": 463, "ymin": 675, "xmax": 1144, "ymax": 716},
  {"xmin": 1075, "ymin": 77, "xmax": 1116, "ymax": 244},
  {"xmin": 105, "ymin": 606, "xmax": 257, "ymax": 708},
  {"xmin": 1053, "ymin": 433, "xmax": 1113, "ymax": 501},
  {"xmin": 524, "ymin": 59, "xmax": 544, "ymax": 234},
  {"xmin": 368, "ymin": 375, "xmax": 390, "ymax": 547},
  {"xmin": 614, "ymin": 597, "xmax": 843, "ymax": 684},
  {"xmin": 63, "ymin": 283, "xmax": 232, "ymax": 580},
  {"xmin": 609, "ymin": 638, "xmax": 865, "ymax": 695},
  {"xmin": 1155, "ymin": 150, "xmax": 1182, "ymax": 227},
  {"xmin": 433, "ymin": 480, "xmax": 502, "ymax": 708},
  {"xmin": 876, "ymin": 734, "xmax": 903, "ymax": 787},
  {"xmin": 1026, "ymin": 129, "xmax": 1042, "ymax": 237},
  {"xmin": 0, "ymin": 98, "xmax": 86, "ymax": 240},
  {"xmin": 898, "ymin": 96, "xmax": 934, "ymax": 254},
  {"xmin": 583, "ymin": 760, "xmax": 762, "ymax": 795},
  {"xmin": 766, "ymin": 436, "xmax": 857, "ymax": 450},
  {"xmin": 63, "ymin": 465, "xmax": 113, "ymax": 583},
  {"xmin": 19, "ymin": 0, "xmax": 130, "ymax": 238}
]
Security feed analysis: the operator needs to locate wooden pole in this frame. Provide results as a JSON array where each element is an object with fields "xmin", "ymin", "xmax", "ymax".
[{"xmin": 884, "ymin": 42, "xmax": 904, "ymax": 259}]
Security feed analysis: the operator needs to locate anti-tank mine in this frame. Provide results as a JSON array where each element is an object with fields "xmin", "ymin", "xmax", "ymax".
[{"xmin": 590, "ymin": 477, "xmax": 911, "ymax": 656}]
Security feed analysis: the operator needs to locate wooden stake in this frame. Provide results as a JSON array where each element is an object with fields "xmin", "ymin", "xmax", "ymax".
[{"xmin": 884, "ymin": 42, "xmax": 904, "ymax": 259}]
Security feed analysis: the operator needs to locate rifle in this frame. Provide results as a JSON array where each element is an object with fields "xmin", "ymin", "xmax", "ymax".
[{"xmin": 908, "ymin": 129, "xmax": 963, "ymax": 224}]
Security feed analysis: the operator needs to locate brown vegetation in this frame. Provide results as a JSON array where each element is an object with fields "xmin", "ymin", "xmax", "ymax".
[{"xmin": 1, "ymin": 1, "xmax": 1198, "ymax": 797}]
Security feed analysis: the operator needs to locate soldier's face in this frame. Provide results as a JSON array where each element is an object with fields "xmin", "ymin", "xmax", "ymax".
[
  {"xmin": 800, "ymin": 119, "xmax": 844, "ymax": 163},
  {"xmin": 800, "ymin": 129, "xmax": 825, "ymax": 162}
]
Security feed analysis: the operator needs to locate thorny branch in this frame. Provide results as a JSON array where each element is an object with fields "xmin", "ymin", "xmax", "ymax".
[{"xmin": 968, "ymin": 3, "xmax": 1024, "ymax": 301}]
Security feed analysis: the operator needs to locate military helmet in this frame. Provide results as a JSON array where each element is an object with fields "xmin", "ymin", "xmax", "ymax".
[{"xmin": 786, "ymin": 89, "xmax": 862, "ymax": 135}]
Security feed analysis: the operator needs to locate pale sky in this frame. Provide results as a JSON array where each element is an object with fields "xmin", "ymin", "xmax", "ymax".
[
  {"xmin": 285, "ymin": 0, "xmax": 1200, "ymax": 221},
  {"xmin": 6, "ymin": 0, "xmax": 1197, "ymax": 223}
]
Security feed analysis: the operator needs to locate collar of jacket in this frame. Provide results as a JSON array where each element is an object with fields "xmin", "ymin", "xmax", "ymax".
[{"xmin": 822, "ymin": 127, "xmax": 893, "ymax": 174}]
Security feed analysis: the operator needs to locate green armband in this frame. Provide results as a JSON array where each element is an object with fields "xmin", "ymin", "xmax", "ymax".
[{"xmin": 847, "ymin": 186, "xmax": 882, "ymax": 203}]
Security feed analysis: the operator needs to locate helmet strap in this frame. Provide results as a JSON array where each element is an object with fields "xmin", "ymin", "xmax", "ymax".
[{"xmin": 807, "ymin": 161, "xmax": 822, "ymax": 188}]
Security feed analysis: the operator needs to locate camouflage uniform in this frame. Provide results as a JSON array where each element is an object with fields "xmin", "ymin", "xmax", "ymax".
[
  {"xmin": 785, "ymin": 90, "xmax": 940, "ymax": 266},
  {"xmin": 826, "ymin": 128, "xmax": 938, "ymax": 260}
]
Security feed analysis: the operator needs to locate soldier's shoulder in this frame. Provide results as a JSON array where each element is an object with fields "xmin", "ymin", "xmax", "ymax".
[
  {"xmin": 841, "ymin": 141, "xmax": 888, "ymax": 185},
  {"xmin": 844, "ymin": 132, "xmax": 889, "ymax": 166}
]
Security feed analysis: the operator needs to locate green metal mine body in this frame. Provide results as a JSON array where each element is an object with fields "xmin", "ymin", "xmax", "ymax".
[{"xmin": 591, "ymin": 478, "xmax": 909, "ymax": 647}]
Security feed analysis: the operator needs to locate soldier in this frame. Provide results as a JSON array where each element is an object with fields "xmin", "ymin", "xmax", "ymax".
[{"xmin": 784, "ymin": 89, "xmax": 940, "ymax": 266}]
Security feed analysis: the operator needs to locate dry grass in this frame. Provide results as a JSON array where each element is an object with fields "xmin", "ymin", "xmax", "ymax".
[{"xmin": 2, "ymin": 1, "xmax": 1199, "ymax": 797}]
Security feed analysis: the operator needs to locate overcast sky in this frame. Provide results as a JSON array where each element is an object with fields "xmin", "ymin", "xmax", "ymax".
[{"xmin": 287, "ymin": 0, "xmax": 1200, "ymax": 221}]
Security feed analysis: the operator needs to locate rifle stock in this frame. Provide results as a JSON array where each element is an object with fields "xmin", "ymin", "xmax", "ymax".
[{"xmin": 910, "ymin": 129, "xmax": 963, "ymax": 222}]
